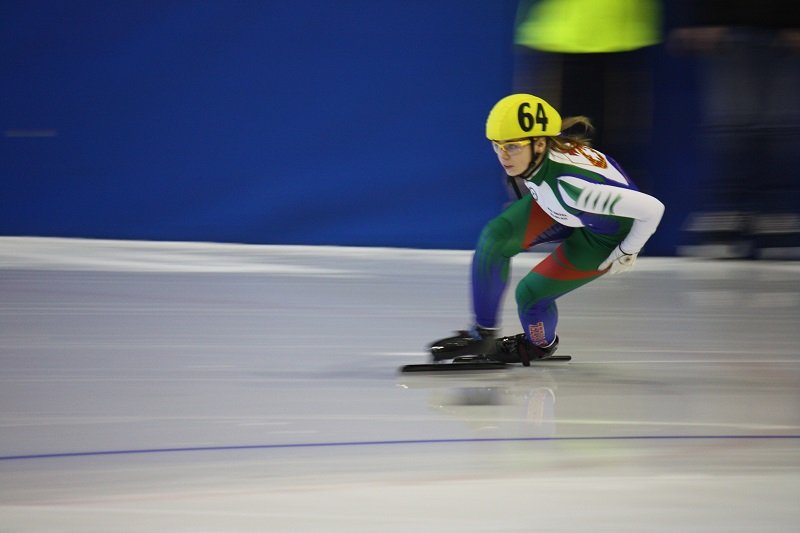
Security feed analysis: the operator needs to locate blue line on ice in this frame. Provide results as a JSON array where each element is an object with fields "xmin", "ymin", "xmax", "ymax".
[{"xmin": 2, "ymin": 434, "xmax": 799, "ymax": 462}]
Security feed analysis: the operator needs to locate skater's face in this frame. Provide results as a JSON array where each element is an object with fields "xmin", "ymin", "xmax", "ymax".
[{"xmin": 493, "ymin": 138, "xmax": 545, "ymax": 177}]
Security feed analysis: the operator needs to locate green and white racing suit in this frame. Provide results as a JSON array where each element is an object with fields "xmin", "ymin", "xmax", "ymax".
[{"xmin": 472, "ymin": 144, "xmax": 664, "ymax": 346}]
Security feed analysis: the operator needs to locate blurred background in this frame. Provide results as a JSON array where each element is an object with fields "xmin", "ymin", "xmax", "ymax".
[{"xmin": 2, "ymin": 0, "xmax": 798, "ymax": 258}]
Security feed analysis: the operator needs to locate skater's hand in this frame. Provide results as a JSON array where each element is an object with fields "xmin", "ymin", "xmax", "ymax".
[{"xmin": 599, "ymin": 245, "xmax": 637, "ymax": 275}]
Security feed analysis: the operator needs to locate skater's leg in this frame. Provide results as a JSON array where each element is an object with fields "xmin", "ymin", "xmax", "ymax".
[
  {"xmin": 515, "ymin": 231, "xmax": 614, "ymax": 347},
  {"xmin": 432, "ymin": 199, "xmax": 570, "ymax": 361},
  {"xmin": 471, "ymin": 197, "xmax": 568, "ymax": 328}
]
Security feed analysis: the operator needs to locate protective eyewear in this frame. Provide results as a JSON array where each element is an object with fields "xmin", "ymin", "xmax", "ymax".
[{"xmin": 492, "ymin": 139, "xmax": 531, "ymax": 155}]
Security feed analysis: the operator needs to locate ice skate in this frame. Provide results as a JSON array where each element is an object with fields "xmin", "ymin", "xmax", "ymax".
[
  {"xmin": 492, "ymin": 334, "xmax": 560, "ymax": 366},
  {"xmin": 428, "ymin": 325, "xmax": 496, "ymax": 361},
  {"xmin": 403, "ymin": 332, "xmax": 569, "ymax": 373}
]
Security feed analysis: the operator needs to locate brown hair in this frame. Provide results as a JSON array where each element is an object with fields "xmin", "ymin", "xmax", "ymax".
[{"xmin": 548, "ymin": 115, "xmax": 595, "ymax": 151}]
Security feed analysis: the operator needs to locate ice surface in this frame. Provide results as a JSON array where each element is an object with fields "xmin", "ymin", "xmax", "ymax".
[{"xmin": 1, "ymin": 238, "xmax": 799, "ymax": 531}]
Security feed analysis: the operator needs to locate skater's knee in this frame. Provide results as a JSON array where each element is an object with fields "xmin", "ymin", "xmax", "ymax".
[
  {"xmin": 515, "ymin": 279, "xmax": 534, "ymax": 307},
  {"xmin": 476, "ymin": 217, "xmax": 515, "ymax": 257},
  {"xmin": 515, "ymin": 276, "xmax": 547, "ymax": 308}
]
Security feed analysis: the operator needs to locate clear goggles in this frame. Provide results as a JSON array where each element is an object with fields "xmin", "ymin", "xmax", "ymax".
[{"xmin": 491, "ymin": 139, "xmax": 531, "ymax": 155}]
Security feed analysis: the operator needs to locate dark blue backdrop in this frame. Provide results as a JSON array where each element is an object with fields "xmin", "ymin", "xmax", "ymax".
[{"xmin": 1, "ymin": 1, "xmax": 688, "ymax": 253}]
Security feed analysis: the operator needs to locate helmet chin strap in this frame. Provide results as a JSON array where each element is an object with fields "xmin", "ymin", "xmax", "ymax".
[{"xmin": 517, "ymin": 140, "xmax": 545, "ymax": 179}]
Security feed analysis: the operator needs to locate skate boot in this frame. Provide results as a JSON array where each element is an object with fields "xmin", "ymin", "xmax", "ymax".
[
  {"xmin": 492, "ymin": 334, "xmax": 559, "ymax": 367},
  {"xmin": 429, "ymin": 325, "xmax": 497, "ymax": 361}
]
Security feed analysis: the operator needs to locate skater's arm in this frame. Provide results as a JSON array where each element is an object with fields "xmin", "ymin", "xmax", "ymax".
[{"xmin": 557, "ymin": 177, "xmax": 665, "ymax": 253}]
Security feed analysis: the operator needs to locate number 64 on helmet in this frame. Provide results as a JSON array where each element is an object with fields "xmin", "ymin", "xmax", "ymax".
[{"xmin": 485, "ymin": 94, "xmax": 562, "ymax": 141}]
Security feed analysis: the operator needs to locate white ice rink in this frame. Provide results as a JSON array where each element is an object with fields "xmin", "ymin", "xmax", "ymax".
[{"xmin": 1, "ymin": 237, "xmax": 799, "ymax": 532}]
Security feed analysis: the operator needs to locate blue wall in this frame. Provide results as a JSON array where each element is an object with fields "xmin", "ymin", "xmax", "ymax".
[{"xmin": 2, "ymin": 1, "xmax": 684, "ymax": 253}]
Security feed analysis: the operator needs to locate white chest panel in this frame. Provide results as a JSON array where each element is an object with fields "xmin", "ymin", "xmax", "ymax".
[{"xmin": 524, "ymin": 180, "xmax": 584, "ymax": 228}]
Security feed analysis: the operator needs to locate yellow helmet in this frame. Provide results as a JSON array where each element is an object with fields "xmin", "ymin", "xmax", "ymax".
[{"xmin": 485, "ymin": 94, "xmax": 562, "ymax": 141}]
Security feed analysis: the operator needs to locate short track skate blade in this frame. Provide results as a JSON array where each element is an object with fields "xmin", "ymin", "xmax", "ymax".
[
  {"xmin": 400, "ymin": 354, "xmax": 571, "ymax": 372},
  {"xmin": 540, "ymin": 355, "xmax": 572, "ymax": 362},
  {"xmin": 451, "ymin": 353, "xmax": 572, "ymax": 363},
  {"xmin": 400, "ymin": 361, "xmax": 508, "ymax": 373}
]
